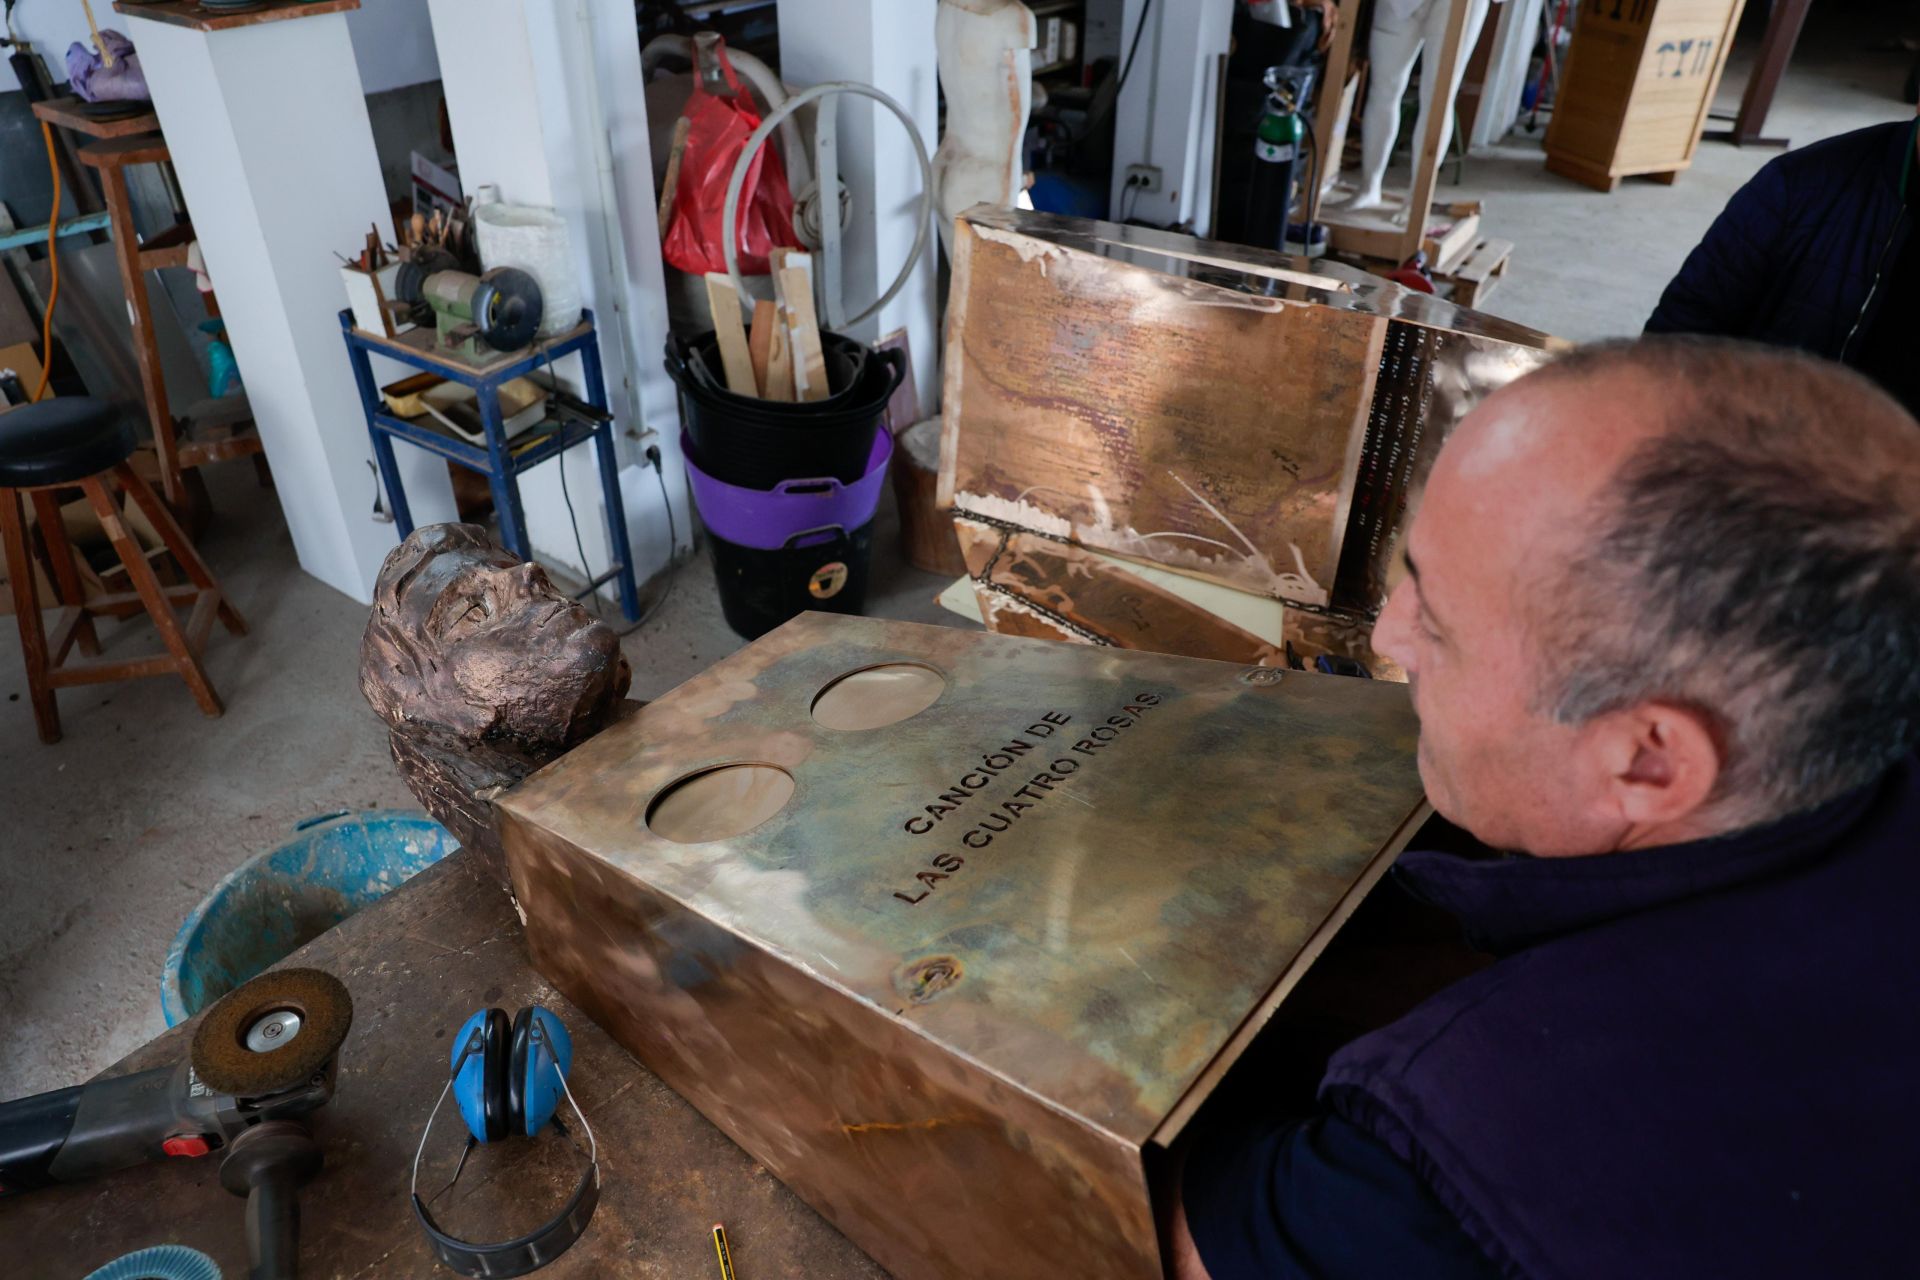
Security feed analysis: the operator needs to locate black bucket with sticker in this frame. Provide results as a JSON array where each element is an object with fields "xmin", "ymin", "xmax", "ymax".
[{"xmin": 708, "ymin": 521, "xmax": 875, "ymax": 640}]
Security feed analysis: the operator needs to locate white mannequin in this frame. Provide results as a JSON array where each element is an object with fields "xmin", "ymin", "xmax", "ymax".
[
  {"xmin": 1341, "ymin": 0, "xmax": 1492, "ymax": 211},
  {"xmin": 933, "ymin": 0, "xmax": 1037, "ymax": 257}
]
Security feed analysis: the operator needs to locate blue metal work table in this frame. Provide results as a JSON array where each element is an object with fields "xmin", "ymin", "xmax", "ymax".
[{"xmin": 340, "ymin": 307, "xmax": 641, "ymax": 621}]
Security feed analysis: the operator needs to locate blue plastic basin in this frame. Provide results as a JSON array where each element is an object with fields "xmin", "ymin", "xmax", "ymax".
[{"xmin": 161, "ymin": 810, "xmax": 459, "ymax": 1026}]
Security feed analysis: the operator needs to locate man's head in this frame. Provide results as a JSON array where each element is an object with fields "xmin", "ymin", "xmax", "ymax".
[
  {"xmin": 1373, "ymin": 337, "xmax": 1920, "ymax": 857},
  {"xmin": 360, "ymin": 523, "xmax": 629, "ymax": 751}
]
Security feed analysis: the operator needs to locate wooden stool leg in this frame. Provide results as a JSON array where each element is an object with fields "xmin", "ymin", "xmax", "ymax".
[
  {"xmin": 113, "ymin": 463, "xmax": 247, "ymax": 636},
  {"xmin": 1, "ymin": 488, "xmax": 60, "ymax": 743},
  {"xmin": 99, "ymin": 162, "xmax": 186, "ymax": 508},
  {"xmin": 83, "ymin": 475, "xmax": 223, "ymax": 719},
  {"xmin": 28, "ymin": 490, "xmax": 100, "ymax": 657}
]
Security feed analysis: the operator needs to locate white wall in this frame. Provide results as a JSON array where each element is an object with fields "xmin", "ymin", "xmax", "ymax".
[
  {"xmin": 3, "ymin": 0, "xmax": 438, "ymax": 92},
  {"xmin": 429, "ymin": 0, "xmax": 685, "ymax": 600},
  {"xmin": 1109, "ymin": 0, "xmax": 1233, "ymax": 233}
]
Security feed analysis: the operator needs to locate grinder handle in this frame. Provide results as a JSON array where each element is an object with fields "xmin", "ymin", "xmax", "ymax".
[
  {"xmin": 221, "ymin": 1122, "xmax": 324, "ymax": 1280},
  {"xmin": 244, "ymin": 1162, "xmax": 304, "ymax": 1280}
]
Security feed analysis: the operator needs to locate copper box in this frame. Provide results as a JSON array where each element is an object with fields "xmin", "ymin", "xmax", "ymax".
[{"xmin": 499, "ymin": 614, "xmax": 1426, "ymax": 1279}]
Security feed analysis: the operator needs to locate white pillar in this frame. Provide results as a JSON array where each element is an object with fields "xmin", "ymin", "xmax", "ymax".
[
  {"xmin": 125, "ymin": 9, "xmax": 455, "ymax": 605},
  {"xmin": 428, "ymin": 0, "xmax": 686, "ymax": 593},
  {"xmin": 779, "ymin": 0, "xmax": 941, "ymax": 420},
  {"xmin": 1108, "ymin": 0, "xmax": 1233, "ymax": 234}
]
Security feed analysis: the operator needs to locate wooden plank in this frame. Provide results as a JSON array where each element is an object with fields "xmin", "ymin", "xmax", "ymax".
[
  {"xmin": 1308, "ymin": 5, "xmax": 1361, "ymax": 220},
  {"xmin": 940, "ymin": 216, "xmax": 1388, "ymax": 607},
  {"xmin": 30, "ymin": 96, "xmax": 160, "ymax": 140},
  {"xmin": 702, "ymin": 273, "xmax": 757, "ymax": 395},
  {"xmin": 1397, "ymin": 0, "xmax": 1474, "ymax": 263},
  {"xmin": 747, "ymin": 298, "xmax": 776, "ymax": 398},
  {"xmin": 1422, "ymin": 201, "xmax": 1482, "ymax": 273},
  {"xmin": 773, "ymin": 249, "xmax": 829, "ymax": 402},
  {"xmin": 657, "ymin": 115, "xmax": 691, "ymax": 227},
  {"xmin": 78, "ymin": 133, "xmax": 171, "ymax": 169},
  {"xmin": 764, "ymin": 306, "xmax": 794, "ymax": 402},
  {"xmin": 111, "ymin": 0, "xmax": 359, "ymax": 32}
]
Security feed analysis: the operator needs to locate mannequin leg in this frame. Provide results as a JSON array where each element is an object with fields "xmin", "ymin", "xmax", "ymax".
[
  {"xmin": 1344, "ymin": 3, "xmax": 1428, "ymax": 209},
  {"xmin": 1407, "ymin": 0, "xmax": 1492, "ymax": 194}
]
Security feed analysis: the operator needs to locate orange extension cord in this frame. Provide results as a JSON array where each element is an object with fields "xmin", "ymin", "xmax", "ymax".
[{"xmin": 31, "ymin": 119, "xmax": 61, "ymax": 403}]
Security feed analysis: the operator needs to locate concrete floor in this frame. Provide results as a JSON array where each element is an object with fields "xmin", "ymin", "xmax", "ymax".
[{"xmin": 1, "ymin": 4, "xmax": 1911, "ymax": 1097}]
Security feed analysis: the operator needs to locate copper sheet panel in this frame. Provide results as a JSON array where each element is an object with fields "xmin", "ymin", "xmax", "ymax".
[
  {"xmin": 939, "ymin": 207, "xmax": 1568, "ymax": 619},
  {"xmin": 500, "ymin": 613, "xmax": 1425, "ymax": 1279},
  {"xmin": 956, "ymin": 516, "xmax": 1285, "ymax": 665}
]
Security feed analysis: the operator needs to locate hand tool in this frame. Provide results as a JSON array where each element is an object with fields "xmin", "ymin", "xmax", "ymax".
[{"xmin": 0, "ymin": 968, "xmax": 353, "ymax": 1279}]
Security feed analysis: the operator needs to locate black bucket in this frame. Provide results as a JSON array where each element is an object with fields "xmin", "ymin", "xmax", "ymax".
[
  {"xmin": 709, "ymin": 521, "xmax": 874, "ymax": 640},
  {"xmin": 666, "ymin": 332, "xmax": 906, "ymax": 489}
]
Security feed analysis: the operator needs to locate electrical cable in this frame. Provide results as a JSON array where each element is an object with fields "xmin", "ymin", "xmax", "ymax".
[
  {"xmin": 1112, "ymin": 0, "xmax": 1156, "ymax": 104},
  {"xmin": 31, "ymin": 119, "xmax": 60, "ymax": 402},
  {"xmin": 1081, "ymin": 0, "xmax": 1157, "ymax": 142},
  {"xmin": 541, "ymin": 348, "xmax": 680, "ymax": 638}
]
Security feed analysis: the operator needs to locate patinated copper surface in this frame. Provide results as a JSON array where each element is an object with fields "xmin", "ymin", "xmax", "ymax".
[
  {"xmin": 359, "ymin": 524, "xmax": 632, "ymax": 883},
  {"xmin": 499, "ymin": 613, "xmax": 1426, "ymax": 1280},
  {"xmin": 938, "ymin": 207, "xmax": 1567, "ymax": 633}
]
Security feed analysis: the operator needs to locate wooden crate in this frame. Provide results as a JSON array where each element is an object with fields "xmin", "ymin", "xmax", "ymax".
[
  {"xmin": 1544, "ymin": 0, "xmax": 1747, "ymax": 191},
  {"xmin": 1436, "ymin": 237, "xmax": 1513, "ymax": 308}
]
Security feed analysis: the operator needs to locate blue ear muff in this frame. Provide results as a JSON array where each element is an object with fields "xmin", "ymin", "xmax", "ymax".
[
  {"xmin": 449, "ymin": 1008, "xmax": 510, "ymax": 1144},
  {"xmin": 511, "ymin": 1006, "xmax": 573, "ymax": 1137},
  {"xmin": 418, "ymin": 1005, "xmax": 598, "ymax": 1277}
]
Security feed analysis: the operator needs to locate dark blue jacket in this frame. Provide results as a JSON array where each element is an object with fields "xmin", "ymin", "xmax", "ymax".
[
  {"xmin": 1645, "ymin": 119, "xmax": 1914, "ymax": 362},
  {"xmin": 1320, "ymin": 757, "xmax": 1920, "ymax": 1279}
]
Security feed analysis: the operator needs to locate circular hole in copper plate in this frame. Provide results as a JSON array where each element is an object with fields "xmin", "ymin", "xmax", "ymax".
[
  {"xmin": 810, "ymin": 663, "xmax": 947, "ymax": 731},
  {"xmin": 646, "ymin": 764, "xmax": 796, "ymax": 843}
]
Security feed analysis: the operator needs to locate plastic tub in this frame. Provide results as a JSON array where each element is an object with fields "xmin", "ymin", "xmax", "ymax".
[
  {"xmin": 709, "ymin": 520, "xmax": 875, "ymax": 640},
  {"xmin": 672, "ymin": 344, "xmax": 905, "ymax": 487},
  {"xmin": 683, "ymin": 427, "xmax": 892, "ymax": 550},
  {"xmin": 160, "ymin": 811, "xmax": 459, "ymax": 1026}
]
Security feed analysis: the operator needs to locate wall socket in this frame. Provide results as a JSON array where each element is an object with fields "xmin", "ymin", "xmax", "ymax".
[{"xmin": 1124, "ymin": 164, "xmax": 1163, "ymax": 193}]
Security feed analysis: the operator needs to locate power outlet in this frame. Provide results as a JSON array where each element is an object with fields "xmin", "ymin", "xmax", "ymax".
[{"xmin": 1124, "ymin": 164, "xmax": 1162, "ymax": 193}]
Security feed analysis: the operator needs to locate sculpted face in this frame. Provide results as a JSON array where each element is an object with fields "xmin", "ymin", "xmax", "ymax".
[{"xmin": 361, "ymin": 524, "xmax": 628, "ymax": 750}]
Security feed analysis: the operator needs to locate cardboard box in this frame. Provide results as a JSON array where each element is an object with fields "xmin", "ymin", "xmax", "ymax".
[{"xmin": 500, "ymin": 613, "xmax": 1428, "ymax": 1280}]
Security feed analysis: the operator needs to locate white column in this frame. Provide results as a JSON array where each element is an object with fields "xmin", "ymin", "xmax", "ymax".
[
  {"xmin": 780, "ymin": 0, "xmax": 941, "ymax": 420},
  {"xmin": 428, "ymin": 0, "xmax": 686, "ymax": 593},
  {"xmin": 125, "ymin": 10, "xmax": 455, "ymax": 605},
  {"xmin": 1108, "ymin": 0, "xmax": 1233, "ymax": 234}
]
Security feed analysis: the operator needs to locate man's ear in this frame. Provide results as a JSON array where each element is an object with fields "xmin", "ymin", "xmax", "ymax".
[{"xmin": 1585, "ymin": 702, "xmax": 1724, "ymax": 832}]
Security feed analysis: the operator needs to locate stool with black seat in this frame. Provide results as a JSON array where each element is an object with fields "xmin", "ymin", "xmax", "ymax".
[{"xmin": 0, "ymin": 397, "xmax": 247, "ymax": 744}]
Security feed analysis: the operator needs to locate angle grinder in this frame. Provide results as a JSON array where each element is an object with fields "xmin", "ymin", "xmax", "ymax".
[
  {"xmin": 394, "ymin": 261, "xmax": 544, "ymax": 362},
  {"xmin": 0, "ymin": 968, "xmax": 353, "ymax": 1278}
]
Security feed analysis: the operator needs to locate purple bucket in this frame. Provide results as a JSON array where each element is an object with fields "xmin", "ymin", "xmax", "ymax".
[{"xmin": 683, "ymin": 428, "xmax": 893, "ymax": 551}]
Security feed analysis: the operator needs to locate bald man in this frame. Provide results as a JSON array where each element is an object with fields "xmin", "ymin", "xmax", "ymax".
[{"xmin": 1171, "ymin": 338, "xmax": 1920, "ymax": 1279}]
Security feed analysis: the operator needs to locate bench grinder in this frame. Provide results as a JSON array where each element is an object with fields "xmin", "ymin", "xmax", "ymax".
[{"xmin": 395, "ymin": 261, "xmax": 545, "ymax": 362}]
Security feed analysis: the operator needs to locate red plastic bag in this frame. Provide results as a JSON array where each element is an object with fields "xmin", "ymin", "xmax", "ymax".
[{"xmin": 662, "ymin": 42, "xmax": 801, "ymax": 277}]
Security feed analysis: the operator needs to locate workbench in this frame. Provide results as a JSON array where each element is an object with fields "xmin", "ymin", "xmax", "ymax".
[{"xmin": 0, "ymin": 849, "xmax": 886, "ymax": 1279}]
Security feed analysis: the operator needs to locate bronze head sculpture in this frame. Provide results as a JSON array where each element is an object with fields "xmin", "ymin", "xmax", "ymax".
[{"xmin": 360, "ymin": 523, "xmax": 632, "ymax": 883}]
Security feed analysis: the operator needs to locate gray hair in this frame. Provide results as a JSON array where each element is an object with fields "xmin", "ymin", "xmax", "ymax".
[{"xmin": 1532, "ymin": 337, "xmax": 1920, "ymax": 823}]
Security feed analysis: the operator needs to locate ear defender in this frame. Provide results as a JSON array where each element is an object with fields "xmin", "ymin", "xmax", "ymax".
[
  {"xmin": 449, "ymin": 1007, "xmax": 511, "ymax": 1144},
  {"xmin": 510, "ymin": 1006, "xmax": 574, "ymax": 1138},
  {"xmin": 418, "ymin": 1005, "xmax": 600, "ymax": 1275}
]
